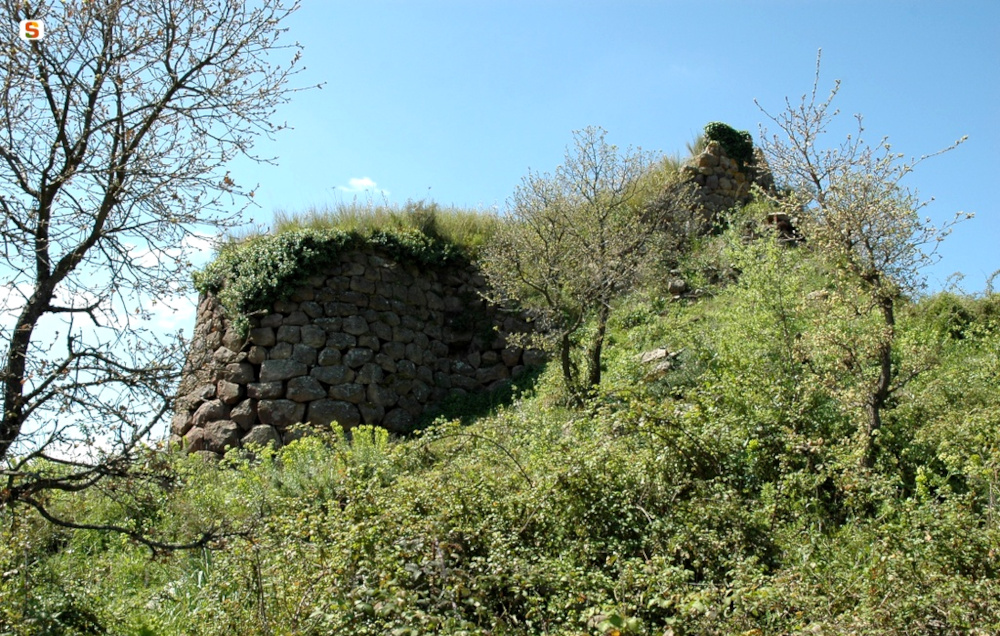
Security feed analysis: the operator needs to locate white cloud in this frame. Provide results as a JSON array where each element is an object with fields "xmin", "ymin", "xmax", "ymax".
[
  {"xmin": 337, "ymin": 176, "xmax": 388, "ymax": 196},
  {"xmin": 152, "ymin": 293, "xmax": 198, "ymax": 332},
  {"xmin": 124, "ymin": 231, "xmax": 219, "ymax": 271}
]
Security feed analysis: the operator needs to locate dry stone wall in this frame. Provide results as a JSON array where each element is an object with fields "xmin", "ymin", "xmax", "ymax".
[
  {"xmin": 171, "ymin": 250, "xmax": 537, "ymax": 455},
  {"xmin": 681, "ymin": 140, "xmax": 775, "ymax": 218}
]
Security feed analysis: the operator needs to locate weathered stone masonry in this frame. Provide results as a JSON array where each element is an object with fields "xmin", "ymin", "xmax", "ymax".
[
  {"xmin": 171, "ymin": 250, "xmax": 538, "ymax": 454},
  {"xmin": 681, "ymin": 140, "xmax": 775, "ymax": 217}
]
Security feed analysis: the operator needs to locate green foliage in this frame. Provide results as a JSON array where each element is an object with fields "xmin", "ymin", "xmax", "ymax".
[
  {"xmin": 6, "ymin": 122, "xmax": 999, "ymax": 636},
  {"xmin": 704, "ymin": 121, "xmax": 754, "ymax": 167},
  {"xmin": 193, "ymin": 221, "xmax": 467, "ymax": 334},
  {"xmin": 481, "ymin": 126, "xmax": 685, "ymax": 399}
]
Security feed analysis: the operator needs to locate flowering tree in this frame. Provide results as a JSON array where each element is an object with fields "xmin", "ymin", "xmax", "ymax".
[
  {"xmin": 482, "ymin": 126, "xmax": 692, "ymax": 400},
  {"xmin": 757, "ymin": 53, "xmax": 968, "ymax": 467}
]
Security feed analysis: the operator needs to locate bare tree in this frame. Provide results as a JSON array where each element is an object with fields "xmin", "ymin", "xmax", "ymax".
[
  {"xmin": 482, "ymin": 126, "xmax": 690, "ymax": 400},
  {"xmin": 757, "ymin": 52, "xmax": 968, "ymax": 468},
  {"xmin": 0, "ymin": 0, "xmax": 308, "ymax": 545}
]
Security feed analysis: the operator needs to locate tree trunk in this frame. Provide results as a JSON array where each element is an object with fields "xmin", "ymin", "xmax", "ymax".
[
  {"xmin": 559, "ymin": 332, "xmax": 579, "ymax": 402},
  {"xmin": 861, "ymin": 296, "xmax": 895, "ymax": 468},
  {"xmin": 1, "ymin": 282, "xmax": 53, "ymax": 461},
  {"xmin": 586, "ymin": 303, "xmax": 611, "ymax": 389}
]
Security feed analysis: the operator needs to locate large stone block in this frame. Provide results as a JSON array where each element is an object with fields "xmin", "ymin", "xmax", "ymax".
[
  {"xmin": 359, "ymin": 401, "xmax": 385, "ymax": 425},
  {"xmin": 375, "ymin": 353, "xmax": 397, "ymax": 374},
  {"xmin": 300, "ymin": 324, "xmax": 327, "ymax": 348},
  {"xmin": 300, "ymin": 301, "xmax": 324, "ymax": 319},
  {"xmin": 171, "ymin": 412, "xmax": 192, "ymax": 436},
  {"xmin": 224, "ymin": 362, "xmax": 255, "ymax": 384},
  {"xmin": 184, "ymin": 427, "xmax": 206, "ymax": 452},
  {"xmin": 287, "ymin": 376, "xmax": 327, "ymax": 402},
  {"xmin": 247, "ymin": 381, "xmax": 284, "ymax": 399},
  {"xmin": 260, "ymin": 314, "xmax": 283, "ymax": 328},
  {"xmin": 411, "ymin": 379, "xmax": 432, "ymax": 403},
  {"xmin": 191, "ymin": 399, "xmax": 229, "ymax": 427},
  {"xmin": 276, "ymin": 325, "xmax": 301, "ymax": 344},
  {"xmin": 259, "ymin": 359, "xmax": 307, "ymax": 382},
  {"xmin": 371, "ymin": 321, "xmax": 393, "ymax": 341},
  {"xmin": 313, "ymin": 317, "xmax": 342, "ymax": 333},
  {"xmin": 283, "ymin": 311, "xmax": 310, "ymax": 326},
  {"xmin": 247, "ymin": 346, "xmax": 267, "ymax": 365},
  {"xmin": 344, "ymin": 347, "xmax": 375, "ymax": 369},
  {"xmin": 257, "ymin": 399, "xmax": 306, "ymax": 429},
  {"xmin": 249, "ymin": 327, "xmax": 276, "ymax": 347},
  {"xmin": 230, "ymin": 399, "xmax": 257, "ymax": 430},
  {"xmin": 367, "ymin": 384, "xmax": 398, "ymax": 409},
  {"xmin": 212, "ymin": 346, "xmax": 238, "ymax": 365},
  {"xmin": 351, "ymin": 276, "xmax": 376, "ymax": 294},
  {"xmin": 311, "ymin": 365, "xmax": 353, "ymax": 385},
  {"xmin": 318, "ymin": 347, "xmax": 342, "ymax": 366},
  {"xmin": 267, "ymin": 342, "xmax": 291, "ymax": 360},
  {"xmin": 307, "ymin": 399, "xmax": 360, "ymax": 429},
  {"xmin": 326, "ymin": 332, "xmax": 357, "ymax": 349},
  {"xmin": 329, "ymin": 382, "xmax": 365, "ymax": 404},
  {"xmin": 222, "ymin": 328, "xmax": 245, "ymax": 352},
  {"xmin": 241, "ymin": 425, "xmax": 281, "ymax": 450},
  {"xmin": 204, "ymin": 420, "xmax": 240, "ymax": 453},
  {"xmin": 476, "ymin": 364, "xmax": 510, "ymax": 385},
  {"xmin": 292, "ymin": 344, "xmax": 318, "ymax": 366},
  {"xmin": 356, "ymin": 362, "xmax": 384, "ymax": 385},
  {"xmin": 380, "ymin": 311, "xmax": 401, "ymax": 327},
  {"xmin": 343, "ymin": 315, "xmax": 369, "ymax": 335},
  {"xmin": 382, "ymin": 408, "xmax": 414, "ymax": 433},
  {"xmin": 381, "ymin": 341, "xmax": 406, "ymax": 360},
  {"xmin": 217, "ymin": 380, "xmax": 244, "ymax": 405}
]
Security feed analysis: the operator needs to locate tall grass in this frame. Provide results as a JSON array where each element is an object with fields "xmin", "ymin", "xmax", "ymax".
[{"xmin": 226, "ymin": 199, "xmax": 501, "ymax": 258}]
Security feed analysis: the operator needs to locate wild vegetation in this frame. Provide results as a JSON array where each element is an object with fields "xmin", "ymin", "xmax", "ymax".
[
  {"xmin": 193, "ymin": 200, "xmax": 496, "ymax": 335},
  {"xmin": 2, "ymin": 214, "xmax": 997, "ymax": 634},
  {"xmin": 481, "ymin": 126, "xmax": 695, "ymax": 401},
  {"xmin": 1, "ymin": 23, "xmax": 996, "ymax": 633}
]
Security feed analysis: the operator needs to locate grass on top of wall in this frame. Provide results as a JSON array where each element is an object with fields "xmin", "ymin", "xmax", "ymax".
[
  {"xmin": 225, "ymin": 199, "xmax": 500, "ymax": 259},
  {"xmin": 194, "ymin": 200, "xmax": 500, "ymax": 335}
]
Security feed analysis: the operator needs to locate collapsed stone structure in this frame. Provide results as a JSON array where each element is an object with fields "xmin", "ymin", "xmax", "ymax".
[
  {"xmin": 171, "ymin": 251, "xmax": 537, "ymax": 454},
  {"xmin": 681, "ymin": 141, "xmax": 775, "ymax": 218},
  {"xmin": 173, "ymin": 133, "xmax": 785, "ymax": 456}
]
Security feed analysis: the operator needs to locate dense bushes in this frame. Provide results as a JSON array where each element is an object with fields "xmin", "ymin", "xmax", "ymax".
[{"xmin": 5, "ymin": 215, "xmax": 999, "ymax": 634}]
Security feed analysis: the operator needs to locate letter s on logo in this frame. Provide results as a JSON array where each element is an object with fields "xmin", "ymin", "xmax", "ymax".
[{"xmin": 20, "ymin": 20, "xmax": 45, "ymax": 41}]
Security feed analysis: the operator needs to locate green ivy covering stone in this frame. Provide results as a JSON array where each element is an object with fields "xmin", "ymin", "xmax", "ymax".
[{"xmin": 193, "ymin": 227, "xmax": 468, "ymax": 335}]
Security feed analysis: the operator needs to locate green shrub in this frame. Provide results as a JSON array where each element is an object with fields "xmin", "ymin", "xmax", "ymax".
[
  {"xmin": 193, "ymin": 225, "xmax": 466, "ymax": 334},
  {"xmin": 704, "ymin": 121, "xmax": 754, "ymax": 167}
]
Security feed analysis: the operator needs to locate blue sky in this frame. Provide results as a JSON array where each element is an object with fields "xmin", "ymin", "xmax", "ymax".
[{"xmin": 227, "ymin": 0, "xmax": 999, "ymax": 292}]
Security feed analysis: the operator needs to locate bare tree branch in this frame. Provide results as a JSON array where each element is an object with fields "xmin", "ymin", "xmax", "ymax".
[{"xmin": 0, "ymin": 0, "xmax": 315, "ymax": 548}]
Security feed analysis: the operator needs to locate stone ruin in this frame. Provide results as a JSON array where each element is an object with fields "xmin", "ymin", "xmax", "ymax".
[
  {"xmin": 680, "ymin": 140, "xmax": 776, "ymax": 219},
  {"xmin": 171, "ymin": 250, "xmax": 539, "ymax": 455},
  {"xmin": 172, "ymin": 136, "xmax": 787, "ymax": 456}
]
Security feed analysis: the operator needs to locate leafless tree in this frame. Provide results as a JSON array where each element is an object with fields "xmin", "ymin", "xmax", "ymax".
[{"xmin": 0, "ymin": 0, "xmax": 309, "ymax": 547}]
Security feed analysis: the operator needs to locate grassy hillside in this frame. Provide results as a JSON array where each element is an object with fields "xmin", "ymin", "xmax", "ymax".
[{"xmin": 2, "ymin": 211, "xmax": 998, "ymax": 635}]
